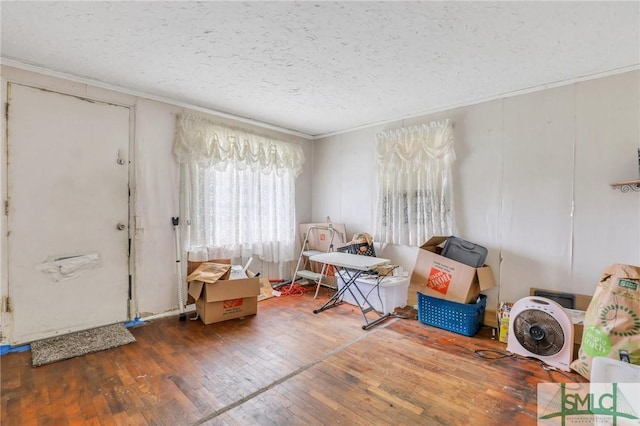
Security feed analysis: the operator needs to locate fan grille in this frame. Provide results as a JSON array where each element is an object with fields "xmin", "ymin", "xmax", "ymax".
[{"xmin": 513, "ymin": 309, "xmax": 565, "ymax": 357}]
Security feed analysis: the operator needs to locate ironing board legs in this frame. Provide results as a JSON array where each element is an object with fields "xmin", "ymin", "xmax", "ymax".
[
  {"xmin": 312, "ymin": 270, "xmax": 356, "ymax": 314},
  {"xmin": 313, "ymin": 266, "xmax": 393, "ymax": 329},
  {"xmin": 361, "ymin": 313, "xmax": 393, "ymax": 330}
]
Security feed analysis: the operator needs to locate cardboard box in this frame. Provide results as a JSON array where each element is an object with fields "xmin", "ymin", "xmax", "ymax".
[
  {"xmin": 410, "ymin": 236, "xmax": 496, "ymax": 304},
  {"xmin": 187, "ymin": 262, "xmax": 260, "ymax": 325},
  {"xmin": 187, "ymin": 259, "xmax": 231, "ymax": 304}
]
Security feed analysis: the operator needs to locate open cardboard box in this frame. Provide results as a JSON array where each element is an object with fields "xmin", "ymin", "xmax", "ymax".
[
  {"xmin": 187, "ymin": 260, "xmax": 260, "ymax": 325},
  {"xmin": 409, "ymin": 236, "xmax": 496, "ymax": 305}
]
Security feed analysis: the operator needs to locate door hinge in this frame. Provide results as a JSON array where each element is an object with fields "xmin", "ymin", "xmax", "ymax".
[
  {"xmin": 2, "ymin": 296, "xmax": 11, "ymax": 313},
  {"xmin": 4, "ymin": 200, "xmax": 8, "ymax": 216},
  {"xmin": 4, "ymin": 102, "xmax": 8, "ymax": 120}
]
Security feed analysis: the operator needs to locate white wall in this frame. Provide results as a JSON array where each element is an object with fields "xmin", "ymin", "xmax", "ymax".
[
  {"xmin": 312, "ymin": 70, "xmax": 640, "ymax": 311},
  {"xmin": 0, "ymin": 66, "xmax": 314, "ymax": 328},
  {"xmin": 1, "ymin": 64, "xmax": 638, "ymax": 339}
]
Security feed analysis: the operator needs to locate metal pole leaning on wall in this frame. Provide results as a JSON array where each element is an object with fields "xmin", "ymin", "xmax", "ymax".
[{"xmin": 172, "ymin": 217, "xmax": 187, "ymax": 321}]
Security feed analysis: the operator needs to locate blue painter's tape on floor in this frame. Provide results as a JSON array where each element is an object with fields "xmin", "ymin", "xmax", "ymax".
[
  {"xmin": 1, "ymin": 318, "xmax": 144, "ymax": 356},
  {"xmin": 124, "ymin": 317, "xmax": 144, "ymax": 328},
  {"xmin": 0, "ymin": 344, "xmax": 30, "ymax": 356}
]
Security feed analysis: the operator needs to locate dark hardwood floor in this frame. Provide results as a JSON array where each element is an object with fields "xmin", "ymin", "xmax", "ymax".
[{"xmin": 1, "ymin": 289, "xmax": 587, "ymax": 425}]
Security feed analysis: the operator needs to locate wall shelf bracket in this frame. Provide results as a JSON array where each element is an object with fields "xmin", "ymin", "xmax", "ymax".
[{"xmin": 610, "ymin": 179, "xmax": 640, "ymax": 193}]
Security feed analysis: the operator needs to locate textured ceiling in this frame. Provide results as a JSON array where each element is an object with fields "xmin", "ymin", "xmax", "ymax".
[{"xmin": 1, "ymin": 2, "xmax": 639, "ymax": 138}]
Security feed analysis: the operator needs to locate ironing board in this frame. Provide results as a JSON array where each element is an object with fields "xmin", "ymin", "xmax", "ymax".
[{"xmin": 310, "ymin": 252, "xmax": 393, "ymax": 329}]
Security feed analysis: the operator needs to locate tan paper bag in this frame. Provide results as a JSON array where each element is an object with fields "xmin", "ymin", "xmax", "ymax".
[
  {"xmin": 571, "ymin": 263, "xmax": 640, "ymax": 379},
  {"xmin": 186, "ymin": 262, "xmax": 232, "ymax": 283}
]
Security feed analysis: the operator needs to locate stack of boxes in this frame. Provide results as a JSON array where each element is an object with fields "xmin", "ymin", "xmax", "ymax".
[{"xmin": 410, "ymin": 236, "xmax": 496, "ymax": 336}]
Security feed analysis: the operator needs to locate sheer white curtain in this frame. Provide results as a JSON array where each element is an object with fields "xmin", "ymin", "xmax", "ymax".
[
  {"xmin": 374, "ymin": 119, "xmax": 455, "ymax": 246},
  {"xmin": 174, "ymin": 113, "xmax": 304, "ymax": 262}
]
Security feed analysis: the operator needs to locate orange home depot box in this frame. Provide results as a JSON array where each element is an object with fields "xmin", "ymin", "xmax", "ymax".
[
  {"xmin": 410, "ymin": 236, "xmax": 496, "ymax": 304},
  {"xmin": 187, "ymin": 262, "xmax": 260, "ymax": 324}
]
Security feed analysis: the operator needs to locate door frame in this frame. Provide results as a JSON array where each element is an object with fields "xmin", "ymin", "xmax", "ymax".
[{"xmin": 0, "ymin": 68, "xmax": 138, "ymax": 345}]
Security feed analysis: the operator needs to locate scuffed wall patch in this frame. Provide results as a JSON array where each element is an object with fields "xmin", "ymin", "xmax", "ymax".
[{"xmin": 36, "ymin": 253, "xmax": 101, "ymax": 282}]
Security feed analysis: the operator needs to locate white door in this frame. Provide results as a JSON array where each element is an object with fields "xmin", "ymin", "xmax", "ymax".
[{"xmin": 7, "ymin": 83, "xmax": 131, "ymax": 344}]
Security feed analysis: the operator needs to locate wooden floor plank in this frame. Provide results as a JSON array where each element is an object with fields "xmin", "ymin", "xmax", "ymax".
[{"xmin": 1, "ymin": 291, "xmax": 588, "ymax": 425}]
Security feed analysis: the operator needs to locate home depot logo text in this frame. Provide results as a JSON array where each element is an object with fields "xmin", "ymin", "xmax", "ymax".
[
  {"xmin": 426, "ymin": 267, "xmax": 452, "ymax": 295},
  {"xmin": 223, "ymin": 298, "xmax": 243, "ymax": 309}
]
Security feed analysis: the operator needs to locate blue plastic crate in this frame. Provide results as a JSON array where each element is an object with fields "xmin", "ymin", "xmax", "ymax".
[{"xmin": 418, "ymin": 293, "xmax": 487, "ymax": 336}]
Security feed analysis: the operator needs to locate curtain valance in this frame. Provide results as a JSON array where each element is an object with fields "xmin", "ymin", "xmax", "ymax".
[
  {"xmin": 376, "ymin": 119, "xmax": 455, "ymax": 174},
  {"xmin": 374, "ymin": 119, "xmax": 455, "ymax": 246},
  {"xmin": 174, "ymin": 113, "xmax": 305, "ymax": 177}
]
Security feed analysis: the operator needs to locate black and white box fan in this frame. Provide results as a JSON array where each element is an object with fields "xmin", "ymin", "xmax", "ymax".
[{"xmin": 507, "ymin": 296, "xmax": 574, "ymax": 371}]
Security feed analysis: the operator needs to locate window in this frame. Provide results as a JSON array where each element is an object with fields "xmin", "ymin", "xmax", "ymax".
[
  {"xmin": 374, "ymin": 120, "xmax": 455, "ymax": 246},
  {"xmin": 174, "ymin": 113, "xmax": 304, "ymax": 263},
  {"xmin": 380, "ymin": 189, "xmax": 433, "ymax": 227}
]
